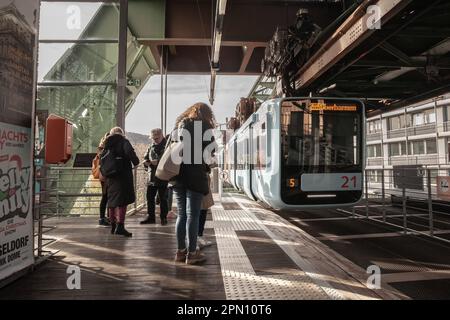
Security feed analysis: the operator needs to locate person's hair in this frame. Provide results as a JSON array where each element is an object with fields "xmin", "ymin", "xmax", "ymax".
[
  {"xmin": 175, "ymin": 102, "xmax": 216, "ymax": 129},
  {"xmin": 98, "ymin": 132, "xmax": 110, "ymax": 149},
  {"xmin": 151, "ymin": 128, "xmax": 163, "ymax": 136},
  {"xmin": 109, "ymin": 127, "xmax": 124, "ymax": 136}
]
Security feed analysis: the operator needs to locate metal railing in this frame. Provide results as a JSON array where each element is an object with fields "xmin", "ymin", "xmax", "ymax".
[
  {"xmin": 366, "ymin": 132, "xmax": 382, "ymax": 141},
  {"xmin": 406, "ymin": 123, "xmax": 436, "ymax": 136},
  {"xmin": 388, "ymin": 155, "xmax": 440, "ymax": 165},
  {"xmin": 346, "ymin": 168, "xmax": 450, "ymax": 244},
  {"xmin": 442, "ymin": 121, "xmax": 450, "ymax": 132},
  {"xmin": 386, "ymin": 128, "xmax": 406, "ymax": 139},
  {"xmin": 367, "ymin": 157, "xmax": 383, "ymax": 166},
  {"xmin": 385, "ymin": 122, "xmax": 440, "ymax": 139},
  {"xmin": 34, "ymin": 165, "xmax": 148, "ymax": 258}
]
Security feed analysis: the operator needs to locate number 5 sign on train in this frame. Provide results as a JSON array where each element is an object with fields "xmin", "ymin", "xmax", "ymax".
[{"xmin": 300, "ymin": 173, "xmax": 362, "ymax": 192}]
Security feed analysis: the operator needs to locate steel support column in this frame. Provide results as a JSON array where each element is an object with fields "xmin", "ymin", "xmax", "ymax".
[{"xmin": 117, "ymin": 0, "xmax": 128, "ymax": 129}]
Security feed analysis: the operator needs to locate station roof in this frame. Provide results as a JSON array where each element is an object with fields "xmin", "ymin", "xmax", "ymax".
[{"xmin": 138, "ymin": 0, "xmax": 343, "ymax": 75}]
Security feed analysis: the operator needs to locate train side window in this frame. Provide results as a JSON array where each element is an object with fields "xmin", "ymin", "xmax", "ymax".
[
  {"xmin": 265, "ymin": 113, "xmax": 272, "ymax": 168},
  {"xmin": 258, "ymin": 121, "xmax": 267, "ymax": 169}
]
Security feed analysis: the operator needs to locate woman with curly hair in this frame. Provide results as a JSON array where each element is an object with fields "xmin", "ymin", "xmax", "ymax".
[{"xmin": 172, "ymin": 102, "xmax": 216, "ymax": 264}]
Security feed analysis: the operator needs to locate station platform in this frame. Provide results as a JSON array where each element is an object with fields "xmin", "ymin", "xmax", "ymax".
[{"xmin": 2, "ymin": 192, "xmax": 450, "ymax": 300}]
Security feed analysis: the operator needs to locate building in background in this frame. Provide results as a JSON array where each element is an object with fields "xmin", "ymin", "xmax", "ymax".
[
  {"xmin": 366, "ymin": 94, "xmax": 450, "ymax": 193},
  {"xmin": 0, "ymin": 2, "xmax": 35, "ymax": 127}
]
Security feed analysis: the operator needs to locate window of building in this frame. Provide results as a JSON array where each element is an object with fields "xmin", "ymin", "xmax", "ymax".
[
  {"xmin": 408, "ymin": 139, "xmax": 437, "ymax": 155},
  {"xmin": 426, "ymin": 139, "xmax": 437, "ymax": 154},
  {"xmin": 388, "ymin": 114, "xmax": 406, "ymax": 130},
  {"xmin": 429, "ymin": 169, "xmax": 439, "ymax": 179},
  {"xmin": 367, "ymin": 144, "xmax": 382, "ymax": 158},
  {"xmin": 409, "ymin": 140, "xmax": 425, "ymax": 155},
  {"xmin": 411, "ymin": 109, "xmax": 436, "ymax": 126},
  {"xmin": 389, "ymin": 141, "xmax": 406, "ymax": 156},
  {"xmin": 367, "ymin": 170, "xmax": 383, "ymax": 183},
  {"xmin": 367, "ymin": 119, "xmax": 382, "ymax": 134},
  {"xmin": 443, "ymin": 105, "xmax": 450, "ymax": 122},
  {"xmin": 429, "ymin": 169, "xmax": 439, "ymax": 186}
]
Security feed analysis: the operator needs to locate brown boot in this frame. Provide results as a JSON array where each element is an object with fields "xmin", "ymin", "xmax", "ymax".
[{"xmin": 186, "ymin": 249, "xmax": 206, "ymax": 265}]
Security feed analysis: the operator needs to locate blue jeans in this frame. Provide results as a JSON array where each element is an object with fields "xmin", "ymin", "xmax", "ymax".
[{"xmin": 174, "ymin": 187, "xmax": 204, "ymax": 252}]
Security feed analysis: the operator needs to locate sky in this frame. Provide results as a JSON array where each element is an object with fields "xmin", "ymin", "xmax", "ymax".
[
  {"xmin": 38, "ymin": 2, "xmax": 101, "ymax": 81},
  {"xmin": 125, "ymin": 75, "xmax": 258, "ymax": 135},
  {"xmin": 37, "ymin": 2, "xmax": 258, "ymax": 135}
]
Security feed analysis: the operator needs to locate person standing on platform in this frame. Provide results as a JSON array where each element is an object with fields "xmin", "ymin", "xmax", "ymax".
[
  {"xmin": 197, "ymin": 139, "xmax": 217, "ymax": 249},
  {"xmin": 198, "ymin": 168, "xmax": 215, "ymax": 249},
  {"xmin": 164, "ymin": 133, "xmax": 176, "ymax": 219},
  {"xmin": 141, "ymin": 128, "xmax": 169, "ymax": 225},
  {"xmin": 103, "ymin": 127, "xmax": 140, "ymax": 237},
  {"xmin": 92, "ymin": 132, "xmax": 110, "ymax": 226},
  {"xmin": 172, "ymin": 102, "xmax": 216, "ymax": 265}
]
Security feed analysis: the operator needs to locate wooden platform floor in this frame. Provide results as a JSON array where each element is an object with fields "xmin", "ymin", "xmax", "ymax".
[{"xmin": 0, "ymin": 213, "xmax": 225, "ymax": 300}]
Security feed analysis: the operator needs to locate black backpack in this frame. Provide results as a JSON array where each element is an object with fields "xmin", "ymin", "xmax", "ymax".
[{"xmin": 100, "ymin": 147, "xmax": 124, "ymax": 178}]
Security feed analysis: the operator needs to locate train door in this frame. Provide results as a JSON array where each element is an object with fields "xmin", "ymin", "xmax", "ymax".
[
  {"xmin": 232, "ymin": 138, "xmax": 238, "ymax": 189},
  {"xmin": 251, "ymin": 112, "xmax": 268, "ymax": 202},
  {"xmin": 236, "ymin": 131, "xmax": 247, "ymax": 191},
  {"xmin": 246, "ymin": 125, "xmax": 257, "ymax": 200}
]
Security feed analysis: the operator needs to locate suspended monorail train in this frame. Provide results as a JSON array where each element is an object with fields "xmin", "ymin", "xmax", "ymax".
[{"xmin": 220, "ymin": 97, "xmax": 365, "ymax": 210}]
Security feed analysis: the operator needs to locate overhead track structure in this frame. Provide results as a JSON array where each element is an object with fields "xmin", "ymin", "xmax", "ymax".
[
  {"xmin": 287, "ymin": 0, "xmax": 450, "ymax": 115},
  {"xmin": 247, "ymin": 74, "xmax": 276, "ymax": 106}
]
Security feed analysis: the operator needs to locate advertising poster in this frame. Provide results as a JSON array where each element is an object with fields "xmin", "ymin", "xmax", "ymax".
[
  {"xmin": 0, "ymin": 123, "xmax": 33, "ymax": 279},
  {"xmin": 0, "ymin": 0, "xmax": 39, "ymax": 280}
]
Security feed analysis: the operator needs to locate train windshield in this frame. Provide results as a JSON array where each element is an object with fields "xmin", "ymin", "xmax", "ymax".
[{"xmin": 281, "ymin": 98, "xmax": 363, "ymax": 170}]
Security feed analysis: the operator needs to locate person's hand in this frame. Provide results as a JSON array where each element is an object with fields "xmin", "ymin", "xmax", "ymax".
[{"xmin": 151, "ymin": 160, "xmax": 158, "ymax": 166}]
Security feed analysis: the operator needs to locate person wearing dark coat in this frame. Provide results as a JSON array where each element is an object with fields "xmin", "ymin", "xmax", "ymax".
[
  {"xmin": 104, "ymin": 127, "xmax": 140, "ymax": 237},
  {"xmin": 141, "ymin": 128, "xmax": 168, "ymax": 225},
  {"xmin": 172, "ymin": 102, "xmax": 216, "ymax": 265}
]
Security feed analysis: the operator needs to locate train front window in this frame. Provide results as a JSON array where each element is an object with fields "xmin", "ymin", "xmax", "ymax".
[{"xmin": 281, "ymin": 99, "xmax": 362, "ymax": 170}]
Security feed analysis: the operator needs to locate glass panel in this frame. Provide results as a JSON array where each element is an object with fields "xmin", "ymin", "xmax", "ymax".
[
  {"xmin": 413, "ymin": 113, "xmax": 424, "ymax": 126},
  {"xmin": 375, "ymin": 144, "xmax": 381, "ymax": 157},
  {"xmin": 389, "ymin": 115, "xmax": 405, "ymax": 130},
  {"xmin": 367, "ymin": 146, "xmax": 375, "ymax": 158},
  {"xmin": 281, "ymin": 99, "xmax": 362, "ymax": 168},
  {"xmin": 430, "ymin": 170, "xmax": 439, "ymax": 179},
  {"xmin": 39, "ymin": 2, "xmax": 119, "ymax": 40},
  {"xmin": 389, "ymin": 117, "xmax": 398, "ymax": 130},
  {"xmin": 37, "ymin": 85, "xmax": 117, "ymax": 157},
  {"xmin": 425, "ymin": 109, "xmax": 436, "ymax": 124},
  {"xmin": 367, "ymin": 145, "xmax": 381, "ymax": 157},
  {"xmin": 368, "ymin": 170, "xmax": 382, "ymax": 183},
  {"xmin": 390, "ymin": 142, "xmax": 406, "ymax": 156},
  {"xmin": 389, "ymin": 143, "xmax": 400, "ymax": 156},
  {"xmin": 411, "ymin": 140, "xmax": 424, "ymax": 154},
  {"xmin": 368, "ymin": 120, "xmax": 381, "ymax": 134},
  {"xmin": 426, "ymin": 139, "xmax": 437, "ymax": 154},
  {"xmin": 376, "ymin": 120, "xmax": 382, "ymax": 132},
  {"xmin": 280, "ymin": 98, "xmax": 364, "ymax": 206},
  {"xmin": 400, "ymin": 141, "xmax": 406, "ymax": 155},
  {"xmin": 38, "ymin": 43, "xmax": 118, "ymax": 82},
  {"xmin": 444, "ymin": 106, "xmax": 450, "ymax": 122}
]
